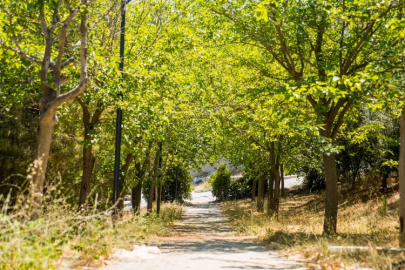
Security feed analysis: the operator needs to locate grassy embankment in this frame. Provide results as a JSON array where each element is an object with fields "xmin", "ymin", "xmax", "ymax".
[
  {"xmin": 0, "ymin": 200, "xmax": 183, "ymax": 269},
  {"xmin": 222, "ymin": 182, "xmax": 401, "ymax": 269}
]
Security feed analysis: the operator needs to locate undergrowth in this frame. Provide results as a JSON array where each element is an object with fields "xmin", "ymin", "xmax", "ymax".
[
  {"xmin": 222, "ymin": 185, "xmax": 403, "ymax": 270},
  {"xmin": 0, "ymin": 200, "xmax": 183, "ymax": 269}
]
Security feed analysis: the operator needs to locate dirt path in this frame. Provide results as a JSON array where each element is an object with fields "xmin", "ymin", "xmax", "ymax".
[{"xmin": 102, "ymin": 192, "xmax": 307, "ymax": 270}]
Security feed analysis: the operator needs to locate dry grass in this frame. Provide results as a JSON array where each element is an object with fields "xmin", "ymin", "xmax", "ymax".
[
  {"xmin": 222, "ymin": 185, "xmax": 402, "ymax": 269},
  {"xmin": 193, "ymin": 180, "xmax": 212, "ymax": 193},
  {"xmin": 0, "ymin": 201, "xmax": 183, "ymax": 269}
]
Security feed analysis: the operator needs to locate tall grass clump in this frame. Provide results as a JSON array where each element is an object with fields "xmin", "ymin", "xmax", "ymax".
[{"xmin": 159, "ymin": 202, "xmax": 184, "ymax": 223}]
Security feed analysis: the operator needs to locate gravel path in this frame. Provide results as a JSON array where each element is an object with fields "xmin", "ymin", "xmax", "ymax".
[{"xmin": 102, "ymin": 191, "xmax": 307, "ymax": 270}]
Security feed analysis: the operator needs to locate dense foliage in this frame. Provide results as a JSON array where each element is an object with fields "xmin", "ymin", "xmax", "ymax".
[{"xmin": 1, "ymin": 0, "xmax": 405, "ymax": 255}]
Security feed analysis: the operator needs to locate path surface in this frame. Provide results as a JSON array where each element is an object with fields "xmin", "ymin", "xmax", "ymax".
[{"xmin": 103, "ymin": 191, "xmax": 307, "ymax": 270}]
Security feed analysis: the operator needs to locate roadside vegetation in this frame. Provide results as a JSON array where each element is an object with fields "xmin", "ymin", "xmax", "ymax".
[
  {"xmin": 0, "ymin": 197, "xmax": 183, "ymax": 269},
  {"xmin": 221, "ymin": 176, "xmax": 400, "ymax": 269},
  {"xmin": 2, "ymin": 0, "xmax": 405, "ymax": 268}
]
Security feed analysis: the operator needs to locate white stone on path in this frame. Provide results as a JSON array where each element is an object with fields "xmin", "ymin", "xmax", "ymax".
[{"xmin": 111, "ymin": 245, "xmax": 161, "ymax": 261}]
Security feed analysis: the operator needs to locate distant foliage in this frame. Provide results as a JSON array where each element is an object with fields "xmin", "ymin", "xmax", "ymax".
[{"xmin": 210, "ymin": 164, "xmax": 231, "ymax": 200}]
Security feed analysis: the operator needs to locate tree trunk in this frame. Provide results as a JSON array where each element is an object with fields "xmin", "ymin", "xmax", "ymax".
[
  {"xmin": 257, "ymin": 175, "xmax": 265, "ymax": 212},
  {"xmin": 399, "ymin": 107, "xmax": 405, "ymax": 247},
  {"xmin": 267, "ymin": 141, "xmax": 278, "ymax": 216},
  {"xmin": 131, "ymin": 161, "xmax": 143, "ymax": 214},
  {"xmin": 156, "ymin": 142, "xmax": 163, "ymax": 214},
  {"xmin": 161, "ymin": 185, "xmax": 166, "ymax": 202},
  {"xmin": 77, "ymin": 100, "xmax": 103, "ymax": 209},
  {"xmin": 78, "ymin": 130, "xmax": 94, "ymax": 209},
  {"xmin": 273, "ymin": 168, "xmax": 280, "ymax": 218},
  {"xmin": 117, "ymin": 153, "xmax": 134, "ymax": 211},
  {"xmin": 281, "ymin": 163, "xmax": 285, "ymax": 197},
  {"xmin": 29, "ymin": 119, "xmax": 55, "ymax": 219},
  {"xmin": 351, "ymin": 169, "xmax": 356, "ymax": 190},
  {"xmin": 381, "ymin": 170, "xmax": 388, "ymax": 191},
  {"xmin": 147, "ymin": 147, "xmax": 160, "ymax": 213},
  {"xmin": 251, "ymin": 176, "xmax": 257, "ymax": 201},
  {"xmin": 131, "ymin": 183, "xmax": 142, "ymax": 214},
  {"xmin": 323, "ymin": 153, "xmax": 339, "ymax": 234},
  {"xmin": 267, "ymin": 170, "xmax": 274, "ymax": 215}
]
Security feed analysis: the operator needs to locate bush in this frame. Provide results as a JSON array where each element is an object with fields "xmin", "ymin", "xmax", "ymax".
[
  {"xmin": 210, "ymin": 164, "xmax": 231, "ymax": 200},
  {"xmin": 162, "ymin": 165, "xmax": 192, "ymax": 203},
  {"xmin": 301, "ymin": 166, "xmax": 326, "ymax": 191},
  {"xmin": 228, "ymin": 175, "xmax": 252, "ymax": 200}
]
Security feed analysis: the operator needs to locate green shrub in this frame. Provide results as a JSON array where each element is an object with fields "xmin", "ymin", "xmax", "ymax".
[
  {"xmin": 162, "ymin": 165, "xmax": 192, "ymax": 203},
  {"xmin": 210, "ymin": 164, "xmax": 231, "ymax": 201},
  {"xmin": 229, "ymin": 175, "xmax": 252, "ymax": 200},
  {"xmin": 301, "ymin": 166, "xmax": 325, "ymax": 191}
]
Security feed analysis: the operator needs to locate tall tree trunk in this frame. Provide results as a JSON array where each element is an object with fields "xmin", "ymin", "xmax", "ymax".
[
  {"xmin": 131, "ymin": 161, "xmax": 142, "ymax": 214},
  {"xmin": 257, "ymin": 175, "xmax": 265, "ymax": 212},
  {"xmin": 281, "ymin": 163, "xmax": 285, "ymax": 197},
  {"xmin": 156, "ymin": 142, "xmax": 163, "ymax": 214},
  {"xmin": 30, "ymin": 120, "xmax": 55, "ymax": 218},
  {"xmin": 323, "ymin": 153, "xmax": 339, "ymax": 234},
  {"xmin": 147, "ymin": 146, "xmax": 160, "ymax": 213},
  {"xmin": 381, "ymin": 170, "xmax": 388, "ymax": 191},
  {"xmin": 78, "ymin": 127, "xmax": 94, "ymax": 209},
  {"xmin": 399, "ymin": 107, "xmax": 405, "ymax": 246},
  {"xmin": 132, "ymin": 183, "xmax": 142, "ymax": 214},
  {"xmin": 161, "ymin": 185, "xmax": 166, "ymax": 202},
  {"xmin": 251, "ymin": 176, "xmax": 257, "ymax": 201},
  {"xmin": 352, "ymin": 170, "xmax": 357, "ymax": 190},
  {"xmin": 267, "ymin": 141, "xmax": 278, "ymax": 216},
  {"xmin": 318, "ymin": 120, "xmax": 343, "ymax": 235},
  {"xmin": 78, "ymin": 100, "xmax": 102, "ymax": 209},
  {"xmin": 272, "ymin": 168, "xmax": 280, "ymax": 218},
  {"xmin": 117, "ymin": 153, "xmax": 134, "ymax": 211},
  {"xmin": 267, "ymin": 170, "xmax": 274, "ymax": 215}
]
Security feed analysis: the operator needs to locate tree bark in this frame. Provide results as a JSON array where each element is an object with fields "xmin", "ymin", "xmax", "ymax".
[
  {"xmin": 273, "ymin": 168, "xmax": 280, "ymax": 218},
  {"xmin": 323, "ymin": 153, "xmax": 339, "ymax": 234},
  {"xmin": 131, "ymin": 161, "xmax": 142, "ymax": 214},
  {"xmin": 29, "ymin": 120, "xmax": 55, "ymax": 218},
  {"xmin": 78, "ymin": 126, "xmax": 94, "ymax": 209},
  {"xmin": 251, "ymin": 176, "xmax": 257, "ymax": 201},
  {"xmin": 257, "ymin": 175, "xmax": 265, "ymax": 212},
  {"xmin": 78, "ymin": 101, "xmax": 103, "ymax": 209},
  {"xmin": 399, "ymin": 107, "xmax": 405, "ymax": 246},
  {"xmin": 117, "ymin": 153, "xmax": 134, "ymax": 211},
  {"xmin": 161, "ymin": 185, "xmax": 166, "ymax": 202},
  {"xmin": 281, "ymin": 163, "xmax": 285, "ymax": 197},
  {"xmin": 147, "ymin": 146, "xmax": 160, "ymax": 213},
  {"xmin": 267, "ymin": 169, "xmax": 274, "ymax": 215},
  {"xmin": 131, "ymin": 183, "xmax": 142, "ymax": 214}
]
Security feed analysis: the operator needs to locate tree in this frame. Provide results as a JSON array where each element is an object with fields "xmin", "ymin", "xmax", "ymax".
[
  {"xmin": 208, "ymin": 0, "xmax": 396, "ymax": 234},
  {"xmin": 0, "ymin": 0, "xmax": 91, "ymax": 216}
]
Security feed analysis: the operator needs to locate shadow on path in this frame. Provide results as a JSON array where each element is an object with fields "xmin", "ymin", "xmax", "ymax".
[{"xmin": 102, "ymin": 191, "xmax": 307, "ymax": 270}]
